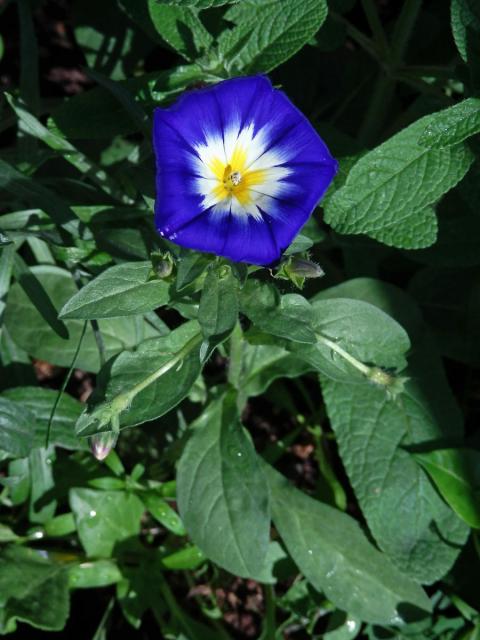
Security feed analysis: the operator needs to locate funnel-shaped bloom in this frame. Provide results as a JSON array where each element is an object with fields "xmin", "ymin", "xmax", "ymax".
[{"xmin": 153, "ymin": 76, "xmax": 337, "ymax": 266}]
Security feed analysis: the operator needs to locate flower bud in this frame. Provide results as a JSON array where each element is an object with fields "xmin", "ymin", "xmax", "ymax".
[
  {"xmin": 275, "ymin": 256, "xmax": 325, "ymax": 289},
  {"xmin": 286, "ymin": 257, "xmax": 325, "ymax": 279},
  {"xmin": 150, "ymin": 251, "xmax": 174, "ymax": 280},
  {"xmin": 89, "ymin": 431, "xmax": 118, "ymax": 461}
]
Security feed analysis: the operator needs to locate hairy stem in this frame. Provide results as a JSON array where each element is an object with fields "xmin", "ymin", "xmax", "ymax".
[
  {"xmin": 112, "ymin": 333, "xmax": 202, "ymax": 413},
  {"xmin": 316, "ymin": 334, "xmax": 371, "ymax": 376}
]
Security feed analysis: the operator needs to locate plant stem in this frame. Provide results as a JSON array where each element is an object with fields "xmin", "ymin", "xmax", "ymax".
[
  {"xmin": 331, "ymin": 11, "xmax": 379, "ymax": 62},
  {"xmin": 45, "ymin": 320, "xmax": 87, "ymax": 447},
  {"xmin": 90, "ymin": 319, "xmax": 106, "ymax": 368},
  {"xmin": 316, "ymin": 334, "xmax": 371, "ymax": 377},
  {"xmin": 183, "ymin": 572, "xmax": 230, "ymax": 638},
  {"xmin": 113, "ymin": 333, "xmax": 202, "ymax": 411},
  {"xmin": 262, "ymin": 585, "xmax": 276, "ymax": 640},
  {"xmin": 70, "ymin": 268, "xmax": 106, "ymax": 367},
  {"xmin": 390, "ymin": 0, "xmax": 423, "ymax": 65},
  {"xmin": 157, "ymin": 573, "xmax": 228, "ymax": 639},
  {"xmin": 92, "ymin": 597, "xmax": 115, "ymax": 640},
  {"xmin": 361, "ymin": 0, "xmax": 389, "ymax": 57},
  {"xmin": 359, "ymin": 0, "xmax": 423, "ymax": 146}
]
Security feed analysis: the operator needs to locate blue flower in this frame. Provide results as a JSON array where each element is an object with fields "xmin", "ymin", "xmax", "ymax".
[{"xmin": 153, "ymin": 75, "xmax": 337, "ymax": 266}]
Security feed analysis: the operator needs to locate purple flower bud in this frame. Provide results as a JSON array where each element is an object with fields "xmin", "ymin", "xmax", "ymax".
[{"xmin": 89, "ymin": 431, "xmax": 118, "ymax": 461}]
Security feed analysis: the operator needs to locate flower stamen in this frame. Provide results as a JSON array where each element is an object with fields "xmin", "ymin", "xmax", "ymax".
[{"xmin": 223, "ymin": 165, "xmax": 243, "ymax": 191}]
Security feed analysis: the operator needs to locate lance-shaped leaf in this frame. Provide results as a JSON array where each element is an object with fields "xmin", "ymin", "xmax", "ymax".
[
  {"xmin": 0, "ymin": 397, "xmax": 36, "ymax": 458},
  {"xmin": 6, "ymin": 93, "xmax": 125, "ymax": 200},
  {"xmin": 451, "ymin": 0, "xmax": 480, "ymax": 62},
  {"xmin": 77, "ymin": 322, "xmax": 202, "ymax": 434},
  {"xmin": 60, "ymin": 262, "xmax": 170, "ymax": 319},
  {"xmin": 198, "ymin": 265, "xmax": 239, "ymax": 340},
  {"xmin": 414, "ymin": 448, "xmax": 480, "ymax": 529},
  {"xmin": 289, "ymin": 296, "xmax": 410, "ymax": 383},
  {"xmin": 266, "ymin": 464, "xmax": 432, "ymax": 624},
  {"xmin": 240, "ymin": 281, "xmax": 317, "ymax": 344},
  {"xmin": 2, "ymin": 387, "xmax": 85, "ymax": 450},
  {"xmin": 317, "ymin": 278, "xmax": 469, "ymax": 583},
  {"xmin": 4, "ymin": 266, "xmax": 158, "ymax": 372},
  {"xmin": 176, "ymin": 394, "xmax": 270, "ymax": 579},
  {"xmin": 0, "ymin": 158, "xmax": 76, "ymax": 231}
]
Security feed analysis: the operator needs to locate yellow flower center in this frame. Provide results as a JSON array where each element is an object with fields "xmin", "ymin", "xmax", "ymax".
[
  {"xmin": 223, "ymin": 166, "xmax": 242, "ymax": 189},
  {"xmin": 207, "ymin": 145, "xmax": 267, "ymax": 207}
]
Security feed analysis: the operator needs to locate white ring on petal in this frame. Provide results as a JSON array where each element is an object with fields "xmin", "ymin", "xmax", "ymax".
[{"xmin": 191, "ymin": 121, "xmax": 295, "ymax": 218}]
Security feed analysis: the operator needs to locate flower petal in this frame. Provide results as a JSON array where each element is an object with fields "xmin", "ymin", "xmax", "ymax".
[{"xmin": 153, "ymin": 75, "xmax": 337, "ymax": 265}]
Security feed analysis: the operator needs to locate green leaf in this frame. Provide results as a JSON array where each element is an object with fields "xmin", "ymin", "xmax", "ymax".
[
  {"xmin": 29, "ymin": 447, "xmax": 56, "ymax": 524},
  {"xmin": 4, "ymin": 266, "xmax": 158, "ymax": 372},
  {"xmin": 5, "ymin": 93, "xmax": 125, "ymax": 201},
  {"xmin": 2, "ymin": 387, "xmax": 85, "ymax": 450},
  {"xmin": 73, "ymin": 13, "xmax": 138, "ymax": 83},
  {"xmin": 324, "ymin": 612, "xmax": 361, "ymax": 640},
  {"xmin": 77, "ymin": 321, "xmax": 202, "ymax": 432},
  {"xmin": 218, "ymin": 0, "xmax": 328, "ymax": 73},
  {"xmin": 69, "ymin": 488, "xmax": 144, "ymax": 558},
  {"xmin": 0, "ymin": 524, "xmax": 20, "ymax": 544},
  {"xmin": 266, "ymin": 465, "xmax": 432, "ymax": 625},
  {"xmin": 151, "ymin": 1, "xmax": 213, "ymax": 59},
  {"xmin": 121, "ymin": 0, "xmax": 214, "ymax": 58},
  {"xmin": 229, "ymin": 335, "xmax": 313, "ymax": 402},
  {"xmin": 324, "ymin": 115, "xmax": 474, "ymax": 249},
  {"xmin": 317, "ymin": 278, "xmax": 469, "ymax": 583},
  {"xmin": 84, "ymin": 68, "xmax": 151, "ymax": 138},
  {"xmin": 60, "ymin": 262, "xmax": 170, "ymax": 319},
  {"xmin": 4, "ymin": 458, "xmax": 30, "ymax": 506},
  {"xmin": 0, "ymin": 231, "xmax": 12, "ymax": 246},
  {"xmin": 0, "ymin": 545, "xmax": 69, "ymax": 633},
  {"xmin": 198, "ymin": 264, "xmax": 239, "ymax": 359},
  {"xmin": 12, "ymin": 252, "xmax": 69, "ymax": 339},
  {"xmin": 176, "ymin": 394, "xmax": 270, "ymax": 578},
  {"xmin": 419, "ymin": 98, "xmax": 480, "ymax": 148},
  {"xmin": 158, "ymin": 0, "xmax": 235, "ymax": 7},
  {"xmin": 451, "ymin": 0, "xmax": 480, "ymax": 62},
  {"xmin": 51, "ymin": 66, "xmax": 202, "ymax": 139},
  {"xmin": 68, "ymin": 559, "xmax": 122, "ymax": 589},
  {"xmin": 413, "ymin": 448, "xmax": 480, "ymax": 529},
  {"xmin": 240, "ymin": 281, "xmax": 317, "ymax": 344},
  {"xmin": 160, "ymin": 545, "xmax": 206, "ymax": 570},
  {"xmin": 175, "ymin": 251, "xmax": 210, "ymax": 291},
  {"xmin": 290, "ymin": 297, "xmax": 410, "ymax": 383},
  {"xmin": 0, "ymin": 397, "xmax": 36, "ymax": 458},
  {"xmin": 0, "ymin": 158, "xmax": 76, "ymax": 231},
  {"xmin": 283, "ymin": 233, "xmax": 314, "ymax": 256},
  {"xmin": 44, "ymin": 513, "xmax": 76, "ymax": 537},
  {"xmin": 142, "ymin": 490, "xmax": 186, "ymax": 535}
]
